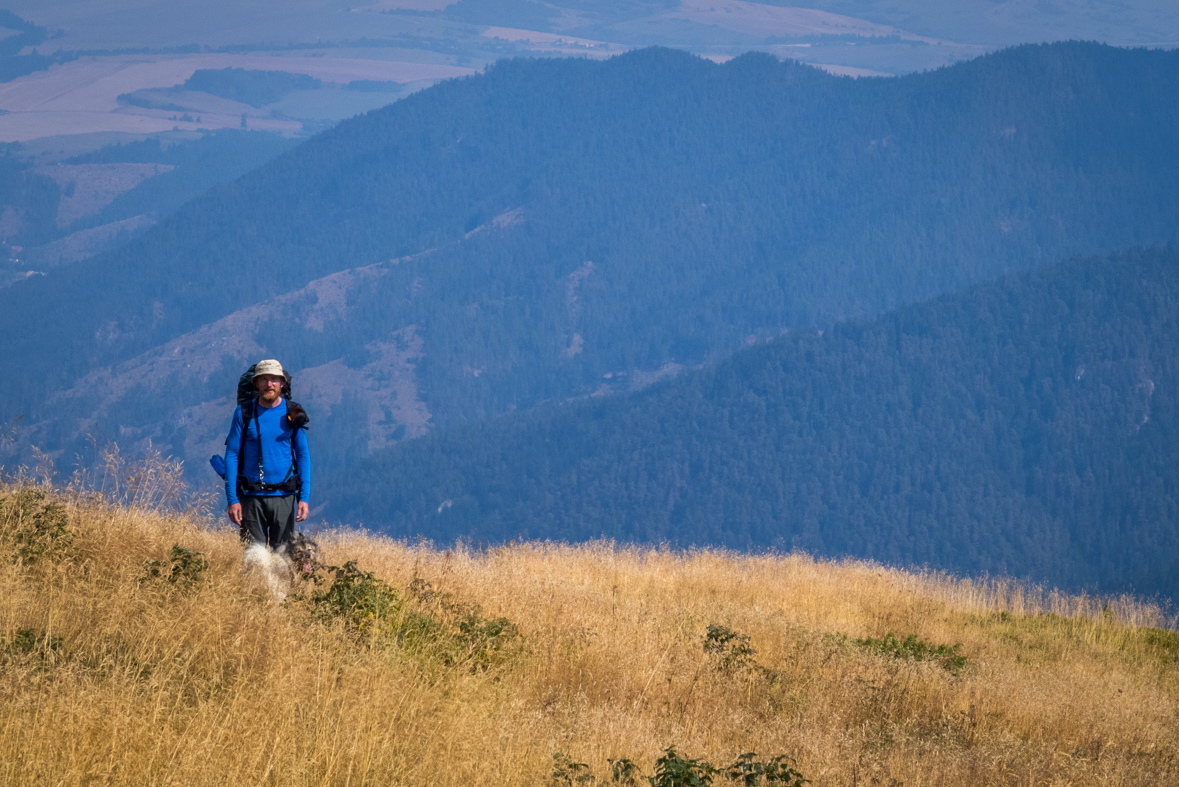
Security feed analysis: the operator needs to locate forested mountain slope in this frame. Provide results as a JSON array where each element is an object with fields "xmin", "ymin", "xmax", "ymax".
[
  {"xmin": 0, "ymin": 131, "xmax": 299, "ymax": 283},
  {"xmin": 333, "ymin": 248, "xmax": 1179, "ymax": 602},
  {"xmin": 4, "ymin": 42, "xmax": 1179, "ymax": 488}
]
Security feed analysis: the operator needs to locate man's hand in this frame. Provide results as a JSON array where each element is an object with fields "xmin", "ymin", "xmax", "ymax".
[
  {"xmin": 297, "ymin": 501, "xmax": 309, "ymax": 522},
  {"xmin": 227, "ymin": 503, "xmax": 242, "ymax": 525}
]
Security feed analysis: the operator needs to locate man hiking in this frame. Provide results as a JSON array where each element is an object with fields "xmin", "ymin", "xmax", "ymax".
[{"xmin": 224, "ymin": 359, "xmax": 310, "ymax": 549}]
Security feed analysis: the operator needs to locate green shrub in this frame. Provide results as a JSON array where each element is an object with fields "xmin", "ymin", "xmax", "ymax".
[
  {"xmin": 0, "ymin": 489, "xmax": 72, "ymax": 564},
  {"xmin": 455, "ymin": 608, "xmax": 519, "ymax": 668},
  {"xmin": 703, "ymin": 624, "xmax": 780, "ymax": 682},
  {"xmin": 305, "ymin": 562, "xmax": 443, "ymax": 658},
  {"xmin": 550, "ymin": 748, "xmax": 807, "ymax": 786},
  {"xmin": 306, "ymin": 565, "xmax": 519, "ymax": 669},
  {"xmin": 310, "ymin": 561, "xmax": 404, "ymax": 632},
  {"xmin": 409, "ymin": 577, "xmax": 520, "ymax": 669},
  {"xmin": 552, "ymin": 753, "xmax": 597, "ymax": 785},
  {"xmin": 141, "ymin": 544, "xmax": 208, "ymax": 588},
  {"xmin": 721, "ymin": 753, "xmax": 808, "ymax": 786},
  {"xmin": 855, "ymin": 632, "xmax": 967, "ymax": 675},
  {"xmin": 609, "ymin": 758, "xmax": 643, "ymax": 786},
  {"xmin": 2, "ymin": 627, "xmax": 63, "ymax": 668},
  {"xmin": 649, "ymin": 748, "xmax": 719, "ymax": 787},
  {"xmin": 704, "ymin": 624, "xmax": 758, "ymax": 670}
]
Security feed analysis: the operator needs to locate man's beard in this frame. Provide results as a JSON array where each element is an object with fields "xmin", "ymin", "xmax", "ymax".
[{"xmin": 259, "ymin": 388, "xmax": 281, "ymax": 405}]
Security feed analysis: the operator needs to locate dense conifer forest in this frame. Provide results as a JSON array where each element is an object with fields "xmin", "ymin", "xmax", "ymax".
[
  {"xmin": 2, "ymin": 42, "xmax": 1178, "ymax": 425},
  {"xmin": 332, "ymin": 248, "xmax": 1179, "ymax": 601}
]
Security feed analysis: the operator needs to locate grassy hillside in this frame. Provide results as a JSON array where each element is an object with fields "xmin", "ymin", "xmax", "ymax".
[{"xmin": 2, "ymin": 482, "xmax": 1176, "ymax": 785}]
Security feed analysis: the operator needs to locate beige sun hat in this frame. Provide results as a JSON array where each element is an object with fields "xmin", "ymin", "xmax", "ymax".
[{"xmin": 253, "ymin": 359, "xmax": 285, "ymax": 378}]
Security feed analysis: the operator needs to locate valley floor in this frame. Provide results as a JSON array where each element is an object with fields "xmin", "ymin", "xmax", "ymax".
[{"xmin": 1, "ymin": 483, "xmax": 1176, "ymax": 786}]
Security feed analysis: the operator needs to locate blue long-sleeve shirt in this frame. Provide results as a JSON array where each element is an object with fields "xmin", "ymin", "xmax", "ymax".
[{"xmin": 225, "ymin": 399, "xmax": 310, "ymax": 506}]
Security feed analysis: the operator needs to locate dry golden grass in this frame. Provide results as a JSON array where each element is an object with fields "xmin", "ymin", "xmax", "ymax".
[{"xmin": 2, "ymin": 483, "xmax": 1177, "ymax": 786}]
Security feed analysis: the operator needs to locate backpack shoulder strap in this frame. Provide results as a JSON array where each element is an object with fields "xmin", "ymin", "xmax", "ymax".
[
  {"xmin": 285, "ymin": 399, "xmax": 295, "ymax": 459},
  {"xmin": 279, "ymin": 400, "xmax": 301, "ymax": 490},
  {"xmin": 238, "ymin": 400, "xmax": 254, "ymax": 478}
]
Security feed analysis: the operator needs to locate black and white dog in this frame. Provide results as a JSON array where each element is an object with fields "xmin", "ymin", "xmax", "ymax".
[{"xmin": 243, "ymin": 532, "xmax": 321, "ymax": 601}]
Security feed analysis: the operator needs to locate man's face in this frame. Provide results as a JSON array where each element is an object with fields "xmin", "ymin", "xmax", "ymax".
[{"xmin": 254, "ymin": 374, "xmax": 284, "ymax": 404}]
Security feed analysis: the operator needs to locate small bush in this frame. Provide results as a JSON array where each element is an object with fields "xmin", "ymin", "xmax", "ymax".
[
  {"xmin": 550, "ymin": 748, "xmax": 807, "ymax": 786},
  {"xmin": 141, "ymin": 544, "xmax": 208, "ymax": 588},
  {"xmin": 2, "ymin": 627, "xmax": 63, "ymax": 668},
  {"xmin": 307, "ymin": 566, "xmax": 520, "ymax": 669},
  {"xmin": 409, "ymin": 577, "xmax": 520, "ymax": 669},
  {"xmin": 306, "ymin": 561, "xmax": 443, "ymax": 651},
  {"xmin": 609, "ymin": 758, "xmax": 643, "ymax": 786},
  {"xmin": 855, "ymin": 632, "xmax": 967, "ymax": 675},
  {"xmin": 456, "ymin": 608, "xmax": 519, "ymax": 668},
  {"xmin": 552, "ymin": 753, "xmax": 597, "ymax": 785},
  {"xmin": 310, "ymin": 561, "xmax": 404, "ymax": 632},
  {"xmin": 703, "ymin": 624, "xmax": 779, "ymax": 682},
  {"xmin": 722, "ymin": 753, "xmax": 808, "ymax": 786},
  {"xmin": 649, "ymin": 748, "xmax": 719, "ymax": 787},
  {"xmin": 704, "ymin": 624, "xmax": 758, "ymax": 671},
  {"xmin": 0, "ymin": 488, "xmax": 72, "ymax": 564}
]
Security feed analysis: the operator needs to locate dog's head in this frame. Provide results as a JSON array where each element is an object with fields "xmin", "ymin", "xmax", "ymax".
[{"xmin": 286, "ymin": 532, "xmax": 321, "ymax": 576}]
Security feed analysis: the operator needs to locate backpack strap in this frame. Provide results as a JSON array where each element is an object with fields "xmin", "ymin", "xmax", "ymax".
[
  {"xmin": 283, "ymin": 400, "xmax": 309, "ymax": 499},
  {"xmin": 235, "ymin": 399, "xmax": 253, "ymax": 499},
  {"xmin": 253, "ymin": 404, "xmax": 265, "ymax": 484},
  {"xmin": 279, "ymin": 399, "xmax": 297, "ymax": 488},
  {"xmin": 238, "ymin": 399, "xmax": 253, "ymax": 480}
]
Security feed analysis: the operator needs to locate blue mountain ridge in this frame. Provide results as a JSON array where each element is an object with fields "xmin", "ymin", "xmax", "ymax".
[{"xmin": 333, "ymin": 247, "xmax": 1179, "ymax": 603}]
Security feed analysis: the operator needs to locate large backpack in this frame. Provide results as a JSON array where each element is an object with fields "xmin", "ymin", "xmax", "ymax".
[{"xmin": 209, "ymin": 363, "xmax": 309, "ymax": 497}]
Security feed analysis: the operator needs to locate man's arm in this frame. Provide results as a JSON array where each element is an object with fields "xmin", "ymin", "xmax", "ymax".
[
  {"xmin": 225, "ymin": 407, "xmax": 244, "ymax": 524},
  {"xmin": 294, "ymin": 426, "xmax": 310, "ymax": 522}
]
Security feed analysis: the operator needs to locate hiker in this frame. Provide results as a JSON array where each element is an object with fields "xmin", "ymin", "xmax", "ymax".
[{"xmin": 224, "ymin": 359, "xmax": 310, "ymax": 549}]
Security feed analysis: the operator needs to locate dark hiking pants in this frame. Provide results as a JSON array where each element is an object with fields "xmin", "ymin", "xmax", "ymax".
[{"xmin": 240, "ymin": 494, "xmax": 296, "ymax": 549}]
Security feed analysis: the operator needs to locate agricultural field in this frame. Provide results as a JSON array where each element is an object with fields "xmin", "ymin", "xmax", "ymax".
[
  {"xmin": 4, "ymin": 0, "xmax": 1173, "ymax": 144},
  {"xmin": 0, "ymin": 1, "xmax": 1172, "ymax": 282},
  {"xmin": 0, "ymin": 53, "xmax": 474, "ymax": 142}
]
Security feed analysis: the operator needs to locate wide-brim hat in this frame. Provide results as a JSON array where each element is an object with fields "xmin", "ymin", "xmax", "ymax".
[{"xmin": 253, "ymin": 359, "xmax": 285, "ymax": 379}]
